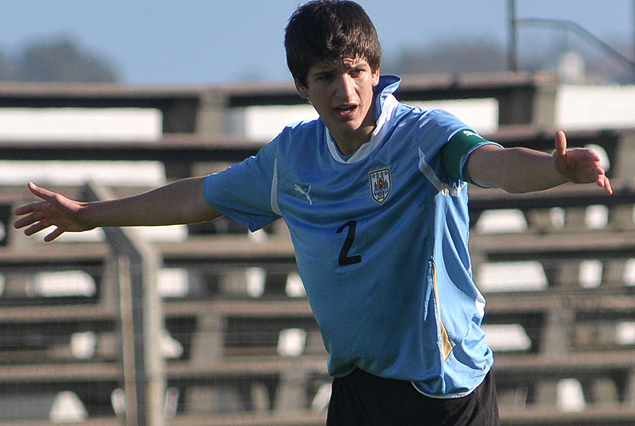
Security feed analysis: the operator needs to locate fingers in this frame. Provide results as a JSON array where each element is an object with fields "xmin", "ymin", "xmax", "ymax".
[
  {"xmin": 583, "ymin": 149, "xmax": 612, "ymax": 195},
  {"xmin": 12, "ymin": 212, "xmax": 37, "ymax": 231},
  {"xmin": 580, "ymin": 145, "xmax": 612, "ymax": 195},
  {"xmin": 555, "ymin": 130, "xmax": 567, "ymax": 157},
  {"xmin": 14, "ymin": 210, "xmax": 52, "ymax": 234},
  {"xmin": 586, "ymin": 155, "xmax": 612, "ymax": 194},
  {"xmin": 27, "ymin": 182, "xmax": 60, "ymax": 204},
  {"xmin": 14, "ymin": 183, "xmax": 48, "ymax": 217},
  {"xmin": 599, "ymin": 174, "xmax": 613, "ymax": 195},
  {"xmin": 13, "ymin": 206, "xmax": 65, "ymax": 241},
  {"xmin": 12, "ymin": 182, "xmax": 64, "ymax": 241},
  {"xmin": 13, "ymin": 203, "xmax": 36, "ymax": 218},
  {"xmin": 43, "ymin": 228, "xmax": 65, "ymax": 243},
  {"xmin": 554, "ymin": 130, "xmax": 614, "ymax": 195},
  {"xmin": 15, "ymin": 214, "xmax": 65, "ymax": 241},
  {"xmin": 28, "ymin": 181, "xmax": 39, "ymax": 195},
  {"xmin": 13, "ymin": 194, "xmax": 56, "ymax": 228},
  {"xmin": 13, "ymin": 200, "xmax": 48, "ymax": 223}
]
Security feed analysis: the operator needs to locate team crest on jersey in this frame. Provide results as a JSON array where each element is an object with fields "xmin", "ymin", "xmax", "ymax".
[{"xmin": 369, "ymin": 168, "xmax": 392, "ymax": 204}]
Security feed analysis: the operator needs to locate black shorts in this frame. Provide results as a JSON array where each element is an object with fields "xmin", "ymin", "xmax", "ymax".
[{"xmin": 326, "ymin": 369, "xmax": 500, "ymax": 426}]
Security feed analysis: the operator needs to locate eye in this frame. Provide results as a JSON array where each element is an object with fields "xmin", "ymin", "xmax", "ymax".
[
  {"xmin": 314, "ymin": 72, "xmax": 334, "ymax": 82},
  {"xmin": 349, "ymin": 68, "xmax": 364, "ymax": 78}
]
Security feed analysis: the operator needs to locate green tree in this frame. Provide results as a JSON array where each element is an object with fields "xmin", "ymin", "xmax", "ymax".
[
  {"xmin": 0, "ymin": 51, "xmax": 15, "ymax": 80},
  {"xmin": 384, "ymin": 38, "xmax": 507, "ymax": 76},
  {"xmin": 15, "ymin": 37, "xmax": 119, "ymax": 83}
]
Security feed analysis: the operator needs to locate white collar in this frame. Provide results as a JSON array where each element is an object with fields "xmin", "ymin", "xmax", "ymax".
[{"xmin": 326, "ymin": 94, "xmax": 399, "ymax": 164}]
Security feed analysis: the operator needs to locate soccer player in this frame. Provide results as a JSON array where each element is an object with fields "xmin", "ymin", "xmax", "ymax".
[{"xmin": 14, "ymin": 1, "xmax": 611, "ymax": 424}]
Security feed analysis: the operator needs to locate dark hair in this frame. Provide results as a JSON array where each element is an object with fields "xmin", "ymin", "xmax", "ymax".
[{"xmin": 284, "ymin": 0, "xmax": 382, "ymax": 87}]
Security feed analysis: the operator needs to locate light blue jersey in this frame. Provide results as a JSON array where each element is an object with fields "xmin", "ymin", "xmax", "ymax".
[{"xmin": 204, "ymin": 75, "xmax": 497, "ymax": 397}]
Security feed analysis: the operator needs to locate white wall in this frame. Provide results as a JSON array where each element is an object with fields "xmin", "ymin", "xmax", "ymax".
[
  {"xmin": 227, "ymin": 98, "xmax": 499, "ymax": 141},
  {"xmin": 0, "ymin": 108, "xmax": 162, "ymax": 142},
  {"xmin": 556, "ymin": 85, "xmax": 635, "ymax": 131}
]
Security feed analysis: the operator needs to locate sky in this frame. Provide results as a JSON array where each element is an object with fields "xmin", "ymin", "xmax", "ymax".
[{"xmin": 0, "ymin": 0, "xmax": 633, "ymax": 85}]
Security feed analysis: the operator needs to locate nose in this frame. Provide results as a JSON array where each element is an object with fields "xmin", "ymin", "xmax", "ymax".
[{"xmin": 335, "ymin": 74, "xmax": 356, "ymax": 98}]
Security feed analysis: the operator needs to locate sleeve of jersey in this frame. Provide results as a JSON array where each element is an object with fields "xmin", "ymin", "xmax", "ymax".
[
  {"xmin": 416, "ymin": 109, "xmax": 501, "ymax": 184},
  {"xmin": 441, "ymin": 129, "xmax": 503, "ymax": 184},
  {"xmin": 203, "ymin": 140, "xmax": 282, "ymax": 232}
]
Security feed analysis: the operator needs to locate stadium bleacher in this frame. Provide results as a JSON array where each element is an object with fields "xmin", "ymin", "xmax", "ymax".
[{"xmin": 0, "ymin": 72, "xmax": 634, "ymax": 425}]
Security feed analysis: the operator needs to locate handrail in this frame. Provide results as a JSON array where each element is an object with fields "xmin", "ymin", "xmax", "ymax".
[{"xmin": 82, "ymin": 181, "xmax": 166, "ymax": 426}]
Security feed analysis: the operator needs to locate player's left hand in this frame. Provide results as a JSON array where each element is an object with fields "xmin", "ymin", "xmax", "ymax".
[{"xmin": 553, "ymin": 130, "xmax": 613, "ymax": 195}]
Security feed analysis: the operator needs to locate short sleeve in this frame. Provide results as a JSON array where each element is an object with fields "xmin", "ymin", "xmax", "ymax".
[
  {"xmin": 203, "ymin": 140, "xmax": 282, "ymax": 232},
  {"xmin": 441, "ymin": 129, "xmax": 502, "ymax": 183}
]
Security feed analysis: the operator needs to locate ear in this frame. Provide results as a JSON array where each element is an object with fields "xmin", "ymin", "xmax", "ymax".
[
  {"xmin": 294, "ymin": 78, "xmax": 309, "ymax": 99},
  {"xmin": 371, "ymin": 67, "xmax": 380, "ymax": 87}
]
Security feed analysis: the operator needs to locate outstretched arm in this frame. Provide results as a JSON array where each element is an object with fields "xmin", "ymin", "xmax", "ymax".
[
  {"xmin": 13, "ymin": 177, "xmax": 222, "ymax": 242},
  {"xmin": 466, "ymin": 130, "xmax": 612, "ymax": 194}
]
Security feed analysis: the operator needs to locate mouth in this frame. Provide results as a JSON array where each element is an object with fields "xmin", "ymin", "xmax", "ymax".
[{"xmin": 334, "ymin": 104, "xmax": 358, "ymax": 118}]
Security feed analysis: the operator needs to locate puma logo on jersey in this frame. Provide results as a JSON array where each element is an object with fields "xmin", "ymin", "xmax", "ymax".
[{"xmin": 294, "ymin": 184, "xmax": 313, "ymax": 204}]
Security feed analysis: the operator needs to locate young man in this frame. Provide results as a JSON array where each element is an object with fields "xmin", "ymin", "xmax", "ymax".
[{"xmin": 14, "ymin": 1, "xmax": 611, "ymax": 424}]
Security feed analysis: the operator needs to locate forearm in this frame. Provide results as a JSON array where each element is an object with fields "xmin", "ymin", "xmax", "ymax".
[
  {"xmin": 467, "ymin": 146, "xmax": 568, "ymax": 194},
  {"xmin": 79, "ymin": 177, "xmax": 221, "ymax": 228},
  {"xmin": 492, "ymin": 147, "xmax": 567, "ymax": 193}
]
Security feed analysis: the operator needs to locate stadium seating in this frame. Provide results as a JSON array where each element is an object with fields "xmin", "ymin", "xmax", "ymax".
[{"xmin": 0, "ymin": 72, "xmax": 633, "ymax": 425}]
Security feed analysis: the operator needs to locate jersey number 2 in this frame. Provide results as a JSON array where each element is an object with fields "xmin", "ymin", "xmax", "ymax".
[{"xmin": 337, "ymin": 220, "xmax": 362, "ymax": 266}]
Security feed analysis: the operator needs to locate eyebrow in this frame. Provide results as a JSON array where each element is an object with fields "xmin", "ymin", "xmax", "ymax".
[
  {"xmin": 309, "ymin": 67, "xmax": 337, "ymax": 80},
  {"xmin": 310, "ymin": 61, "xmax": 368, "ymax": 79}
]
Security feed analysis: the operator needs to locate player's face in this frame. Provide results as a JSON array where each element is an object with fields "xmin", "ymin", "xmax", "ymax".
[{"xmin": 295, "ymin": 56, "xmax": 380, "ymax": 155}]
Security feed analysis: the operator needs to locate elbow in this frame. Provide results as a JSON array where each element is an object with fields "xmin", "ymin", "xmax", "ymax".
[
  {"xmin": 500, "ymin": 184, "xmax": 531, "ymax": 194},
  {"xmin": 470, "ymin": 175, "xmax": 529, "ymax": 194}
]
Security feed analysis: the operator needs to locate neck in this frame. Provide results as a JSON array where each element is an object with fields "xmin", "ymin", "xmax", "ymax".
[{"xmin": 332, "ymin": 125, "xmax": 376, "ymax": 156}]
